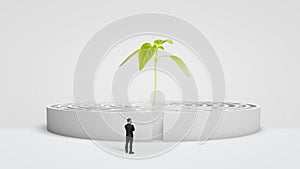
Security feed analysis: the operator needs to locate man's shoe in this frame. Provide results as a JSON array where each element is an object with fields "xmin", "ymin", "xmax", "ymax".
[
  {"xmin": 125, "ymin": 151, "xmax": 128, "ymax": 154},
  {"xmin": 129, "ymin": 152, "xmax": 134, "ymax": 154}
]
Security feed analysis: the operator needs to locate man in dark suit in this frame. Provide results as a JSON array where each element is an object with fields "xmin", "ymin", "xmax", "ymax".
[{"xmin": 125, "ymin": 118, "xmax": 135, "ymax": 154}]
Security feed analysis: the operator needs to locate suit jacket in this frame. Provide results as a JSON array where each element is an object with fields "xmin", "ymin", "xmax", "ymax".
[{"xmin": 125, "ymin": 123, "xmax": 135, "ymax": 137}]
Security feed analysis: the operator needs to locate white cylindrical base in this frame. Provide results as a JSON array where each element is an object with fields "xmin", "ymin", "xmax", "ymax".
[{"xmin": 47, "ymin": 102, "xmax": 260, "ymax": 141}]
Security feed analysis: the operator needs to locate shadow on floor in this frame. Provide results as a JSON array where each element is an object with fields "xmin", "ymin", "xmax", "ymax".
[{"xmin": 33, "ymin": 124, "xmax": 58, "ymax": 137}]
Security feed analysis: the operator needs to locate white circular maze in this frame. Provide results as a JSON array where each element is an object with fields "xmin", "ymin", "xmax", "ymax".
[{"xmin": 47, "ymin": 102, "xmax": 260, "ymax": 141}]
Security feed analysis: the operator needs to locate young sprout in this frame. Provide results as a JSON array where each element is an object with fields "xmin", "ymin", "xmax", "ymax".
[{"xmin": 119, "ymin": 39, "xmax": 190, "ymax": 106}]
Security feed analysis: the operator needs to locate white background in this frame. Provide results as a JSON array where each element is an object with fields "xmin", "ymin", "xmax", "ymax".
[{"xmin": 1, "ymin": 0, "xmax": 300, "ymax": 128}]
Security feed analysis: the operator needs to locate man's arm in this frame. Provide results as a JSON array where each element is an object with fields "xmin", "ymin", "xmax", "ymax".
[{"xmin": 132, "ymin": 125, "xmax": 135, "ymax": 131}]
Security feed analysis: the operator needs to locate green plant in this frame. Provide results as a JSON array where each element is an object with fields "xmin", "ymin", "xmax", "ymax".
[{"xmin": 119, "ymin": 39, "xmax": 190, "ymax": 106}]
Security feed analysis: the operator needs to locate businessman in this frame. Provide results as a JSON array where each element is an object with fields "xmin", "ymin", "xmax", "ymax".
[{"xmin": 125, "ymin": 118, "xmax": 135, "ymax": 154}]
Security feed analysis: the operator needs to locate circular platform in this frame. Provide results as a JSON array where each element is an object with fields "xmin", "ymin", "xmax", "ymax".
[{"xmin": 46, "ymin": 102, "xmax": 260, "ymax": 141}]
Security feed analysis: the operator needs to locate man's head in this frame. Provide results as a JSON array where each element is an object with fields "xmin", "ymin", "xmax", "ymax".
[{"xmin": 127, "ymin": 118, "xmax": 132, "ymax": 124}]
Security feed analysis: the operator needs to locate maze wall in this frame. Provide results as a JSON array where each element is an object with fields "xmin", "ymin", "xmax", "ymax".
[{"xmin": 47, "ymin": 102, "xmax": 260, "ymax": 141}]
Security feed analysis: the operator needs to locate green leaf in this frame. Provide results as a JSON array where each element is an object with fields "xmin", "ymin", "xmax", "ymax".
[
  {"xmin": 168, "ymin": 55, "xmax": 190, "ymax": 77},
  {"xmin": 154, "ymin": 40, "xmax": 163, "ymax": 44},
  {"xmin": 140, "ymin": 42, "xmax": 152, "ymax": 49},
  {"xmin": 119, "ymin": 49, "xmax": 140, "ymax": 67},
  {"xmin": 154, "ymin": 39, "xmax": 173, "ymax": 45},
  {"xmin": 138, "ymin": 47, "xmax": 155, "ymax": 71},
  {"xmin": 158, "ymin": 46, "xmax": 164, "ymax": 50},
  {"xmin": 165, "ymin": 39, "xmax": 173, "ymax": 44}
]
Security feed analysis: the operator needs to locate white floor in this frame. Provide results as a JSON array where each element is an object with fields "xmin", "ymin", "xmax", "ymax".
[{"xmin": 0, "ymin": 127, "xmax": 299, "ymax": 169}]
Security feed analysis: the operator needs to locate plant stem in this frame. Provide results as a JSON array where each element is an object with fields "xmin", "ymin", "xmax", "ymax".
[{"xmin": 152, "ymin": 48, "xmax": 158, "ymax": 106}]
